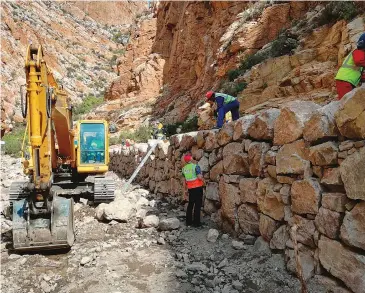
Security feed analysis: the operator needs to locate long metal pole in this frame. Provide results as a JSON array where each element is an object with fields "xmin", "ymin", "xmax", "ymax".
[{"xmin": 121, "ymin": 141, "xmax": 159, "ymax": 194}]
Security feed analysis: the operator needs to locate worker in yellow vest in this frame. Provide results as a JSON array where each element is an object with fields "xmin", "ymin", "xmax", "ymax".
[
  {"xmin": 182, "ymin": 154, "xmax": 204, "ymax": 227},
  {"xmin": 205, "ymin": 91, "xmax": 240, "ymax": 129},
  {"xmin": 335, "ymin": 33, "xmax": 365, "ymax": 99}
]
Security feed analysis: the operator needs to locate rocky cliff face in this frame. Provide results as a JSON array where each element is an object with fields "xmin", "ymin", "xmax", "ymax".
[
  {"xmin": 105, "ymin": 1, "xmax": 364, "ymax": 129},
  {"xmin": 101, "ymin": 13, "xmax": 164, "ymax": 130},
  {"xmin": 0, "ymin": 1, "xmax": 147, "ymax": 134}
]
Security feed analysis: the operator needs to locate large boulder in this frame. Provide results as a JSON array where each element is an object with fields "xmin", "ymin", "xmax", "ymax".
[
  {"xmin": 335, "ymin": 87, "xmax": 365, "ymax": 139},
  {"xmin": 198, "ymin": 156, "xmax": 209, "ymax": 172},
  {"xmin": 303, "ymin": 101, "xmax": 340, "ymax": 143},
  {"xmin": 239, "ymin": 178, "xmax": 259, "ymax": 204},
  {"xmin": 291, "ymin": 178, "xmax": 322, "ymax": 215},
  {"xmin": 257, "ymin": 178, "xmax": 284, "ymax": 221},
  {"xmin": 205, "ymin": 182, "xmax": 220, "ymax": 201},
  {"xmin": 247, "ymin": 109, "xmax": 280, "ymax": 141},
  {"xmin": 223, "ymin": 142, "xmax": 249, "ymax": 175},
  {"xmin": 321, "ymin": 192, "xmax": 348, "ymax": 213},
  {"xmin": 219, "ymin": 177, "xmax": 240, "ymax": 224},
  {"xmin": 340, "ymin": 202, "xmax": 365, "ymax": 250},
  {"xmin": 233, "ymin": 115, "xmax": 254, "ymax": 141},
  {"xmin": 309, "ymin": 142, "xmax": 338, "ymax": 166},
  {"xmin": 314, "ymin": 207, "xmax": 341, "ymax": 239},
  {"xmin": 274, "ymin": 101, "xmax": 320, "ymax": 145},
  {"xmin": 205, "ymin": 130, "xmax": 219, "ymax": 151},
  {"xmin": 286, "ymin": 248, "xmax": 315, "ymax": 281},
  {"xmin": 319, "ymin": 237, "xmax": 365, "ymax": 293},
  {"xmin": 158, "ymin": 218, "xmax": 180, "ymax": 231},
  {"xmin": 276, "ymin": 140, "xmax": 310, "ymax": 175},
  {"xmin": 210, "ymin": 160, "xmax": 223, "ymax": 182},
  {"xmin": 340, "ymin": 148, "xmax": 365, "ymax": 200},
  {"xmin": 102, "ymin": 198, "xmax": 136, "ymax": 222},
  {"xmin": 179, "ymin": 132, "xmax": 198, "ymax": 151},
  {"xmin": 217, "ymin": 122, "xmax": 234, "ymax": 146},
  {"xmin": 321, "ymin": 167, "xmax": 343, "ymax": 187},
  {"xmin": 270, "ymin": 225, "xmax": 289, "ymax": 250},
  {"xmin": 142, "ymin": 215, "xmax": 160, "ymax": 228},
  {"xmin": 292, "ymin": 215, "xmax": 316, "ymax": 247},
  {"xmin": 248, "ymin": 142, "xmax": 270, "ymax": 177},
  {"xmin": 237, "ymin": 203, "xmax": 260, "ymax": 235},
  {"xmin": 95, "ymin": 203, "xmax": 108, "ymax": 221},
  {"xmin": 259, "ymin": 213, "xmax": 279, "ymax": 242}
]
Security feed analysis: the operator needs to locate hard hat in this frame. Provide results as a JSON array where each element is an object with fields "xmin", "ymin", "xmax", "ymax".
[
  {"xmin": 357, "ymin": 33, "xmax": 365, "ymax": 49},
  {"xmin": 183, "ymin": 154, "xmax": 192, "ymax": 163},
  {"xmin": 206, "ymin": 91, "xmax": 214, "ymax": 100}
]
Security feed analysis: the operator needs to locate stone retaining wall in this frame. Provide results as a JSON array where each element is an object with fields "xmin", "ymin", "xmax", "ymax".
[{"xmin": 110, "ymin": 87, "xmax": 365, "ymax": 293}]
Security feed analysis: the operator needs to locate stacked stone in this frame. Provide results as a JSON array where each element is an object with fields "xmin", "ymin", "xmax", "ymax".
[{"xmin": 109, "ymin": 87, "xmax": 365, "ymax": 293}]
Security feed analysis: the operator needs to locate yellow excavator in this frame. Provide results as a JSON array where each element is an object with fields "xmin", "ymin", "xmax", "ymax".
[{"xmin": 8, "ymin": 45, "xmax": 115, "ymax": 251}]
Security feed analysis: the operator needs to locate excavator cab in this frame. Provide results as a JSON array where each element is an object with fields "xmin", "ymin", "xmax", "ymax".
[{"xmin": 76, "ymin": 120, "xmax": 109, "ymax": 174}]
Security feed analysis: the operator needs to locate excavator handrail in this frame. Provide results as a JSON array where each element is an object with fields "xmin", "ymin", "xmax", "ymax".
[{"xmin": 21, "ymin": 122, "xmax": 28, "ymax": 158}]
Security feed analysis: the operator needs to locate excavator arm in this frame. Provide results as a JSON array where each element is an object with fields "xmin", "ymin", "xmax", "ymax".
[{"xmin": 10, "ymin": 45, "xmax": 75, "ymax": 251}]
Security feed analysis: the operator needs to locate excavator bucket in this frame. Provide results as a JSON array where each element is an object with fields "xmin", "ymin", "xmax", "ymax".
[{"xmin": 12, "ymin": 196, "xmax": 74, "ymax": 251}]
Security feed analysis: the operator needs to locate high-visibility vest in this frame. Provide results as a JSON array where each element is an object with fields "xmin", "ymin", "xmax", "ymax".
[
  {"xmin": 182, "ymin": 163, "xmax": 203, "ymax": 189},
  {"xmin": 335, "ymin": 50, "xmax": 363, "ymax": 86},
  {"xmin": 215, "ymin": 93, "xmax": 236, "ymax": 105}
]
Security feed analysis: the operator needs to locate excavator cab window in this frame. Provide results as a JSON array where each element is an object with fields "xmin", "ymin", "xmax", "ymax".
[{"xmin": 79, "ymin": 123, "xmax": 105, "ymax": 164}]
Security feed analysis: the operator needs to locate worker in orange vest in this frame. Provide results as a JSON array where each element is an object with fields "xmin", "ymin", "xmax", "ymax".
[{"xmin": 182, "ymin": 154, "xmax": 204, "ymax": 227}]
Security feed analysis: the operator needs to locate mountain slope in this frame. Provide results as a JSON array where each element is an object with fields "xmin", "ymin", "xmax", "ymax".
[{"xmin": 0, "ymin": 1, "xmax": 146, "ymax": 134}]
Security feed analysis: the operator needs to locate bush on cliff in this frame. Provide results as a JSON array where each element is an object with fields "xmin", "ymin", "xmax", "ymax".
[
  {"xmin": 118, "ymin": 126, "xmax": 152, "ymax": 143},
  {"xmin": 73, "ymin": 95, "xmax": 104, "ymax": 120},
  {"xmin": 164, "ymin": 115, "xmax": 199, "ymax": 136},
  {"xmin": 2, "ymin": 123, "xmax": 26, "ymax": 157},
  {"xmin": 317, "ymin": 1, "xmax": 357, "ymax": 26}
]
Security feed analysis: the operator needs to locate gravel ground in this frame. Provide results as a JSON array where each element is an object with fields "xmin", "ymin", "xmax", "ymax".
[{"xmin": 0, "ymin": 155, "xmax": 345, "ymax": 293}]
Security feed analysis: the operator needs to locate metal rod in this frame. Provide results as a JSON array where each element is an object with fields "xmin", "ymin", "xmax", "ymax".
[{"xmin": 121, "ymin": 141, "xmax": 159, "ymax": 194}]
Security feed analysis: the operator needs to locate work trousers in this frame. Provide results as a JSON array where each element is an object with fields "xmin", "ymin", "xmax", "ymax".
[
  {"xmin": 186, "ymin": 186, "xmax": 203, "ymax": 226},
  {"xmin": 336, "ymin": 80, "xmax": 355, "ymax": 100},
  {"xmin": 224, "ymin": 99, "xmax": 240, "ymax": 121}
]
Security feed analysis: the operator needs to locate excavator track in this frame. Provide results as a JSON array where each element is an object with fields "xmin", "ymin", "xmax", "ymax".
[{"xmin": 93, "ymin": 177, "xmax": 115, "ymax": 203}]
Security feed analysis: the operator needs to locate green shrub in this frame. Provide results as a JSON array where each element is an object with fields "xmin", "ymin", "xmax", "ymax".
[
  {"xmin": 113, "ymin": 49, "xmax": 125, "ymax": 55},
  {"xmin": 270, "ymin": 32, "xmax": 299, "ymax": 58},
  {"xmin": 164, "ymin": 123, "xmax": 180, "ymax": 137},
  {"xmin": 164, "ymin": 116, "xmax": 198, "ymax": 136},
  {"xmin": 73, "ymin": 95, "xmax": 104, "ymax": 119},
  {"xmin": 220, "ymin": 81, "xmax": 247, "ymax": 96},
  {"xmin": 118, "ymin": 126, "xmax": 152, "ymax": 143},
  {"xmin": 2, "ymin": 123, "xmax": 26, "ymax": 157},
  {"xmin": 181, "ymin": 116, "xmax": 199, "ymax": 133},
  {"xmin": 317, "ymin": 1, "xmax": 357, "ymax": 26},
  {"xmin": 227, "ymin": 69, "xmax": 243, "ymax": 82},
  {"xmin": 112, "ymin": 32, "xmax": 130, "ymax": 45},
  {"xmin": 109, "ymin": 136, "xmax": 119, "ymax": 146},
  {"xmin": 239, "ymin": 49, "xmax": 271, "ymax": 72},
  {"xmin": 110, "ymin": 54, "xmax": 118, "ymax": 66}
]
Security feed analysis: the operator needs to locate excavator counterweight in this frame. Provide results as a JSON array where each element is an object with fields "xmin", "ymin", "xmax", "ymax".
[{"xmin": 8, "ymin": 45, "xmax": 114, "ymax": 251}]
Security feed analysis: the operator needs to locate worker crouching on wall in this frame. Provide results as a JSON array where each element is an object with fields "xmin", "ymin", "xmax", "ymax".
[
  {"xmin": 205, "ymin": 91, "xmax": 240, "ymax": 129},
  {"xmin": 335, "ymin": 32, "xmax": 365, "ymax": 99},
  {"xmin": 182, "ymin": 154, "xmax": 204, "ymax": 227}
]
